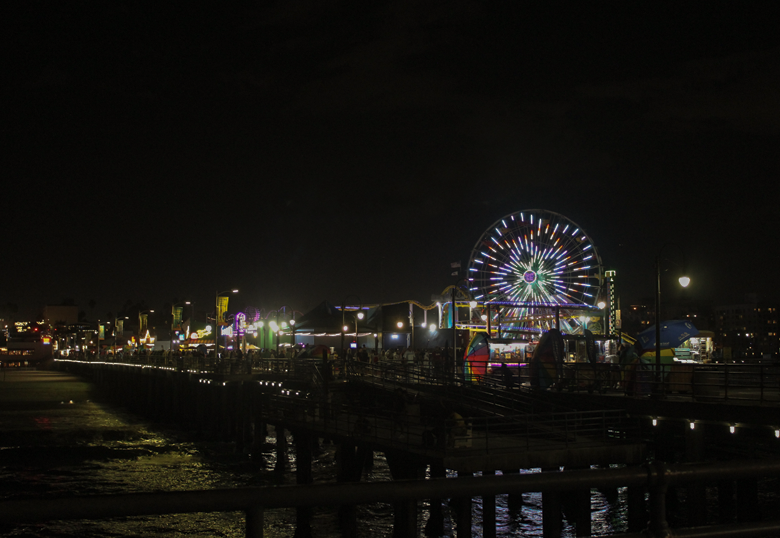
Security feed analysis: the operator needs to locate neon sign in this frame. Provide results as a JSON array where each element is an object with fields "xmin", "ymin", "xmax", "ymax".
[
  {"xmin": 234, "ymin": 312, "xmax": 247, "ymax": 335},
  {"xmin": 190, "ymin": 326, "xmax": 213, "ymax": 340}
]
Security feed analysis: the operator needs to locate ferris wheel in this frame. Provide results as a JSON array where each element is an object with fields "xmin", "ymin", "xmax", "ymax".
[{"xmin": 466, "ymin": 209, "xmax": 604, "ymax": 334}]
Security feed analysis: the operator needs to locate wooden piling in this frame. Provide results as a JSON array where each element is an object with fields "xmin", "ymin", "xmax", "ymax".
[
  {"xmin": 542, "ymin": 467, "xmax": 562, "ymax": 538},
  {"xmin": 455, "ymin": 470, "xmax": 472, "ymax": 538}
]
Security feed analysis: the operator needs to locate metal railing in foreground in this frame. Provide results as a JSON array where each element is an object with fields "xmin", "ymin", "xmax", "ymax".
[{"xmin": 2, "ymin": 459, "xmax": 780, "ymax": 538}]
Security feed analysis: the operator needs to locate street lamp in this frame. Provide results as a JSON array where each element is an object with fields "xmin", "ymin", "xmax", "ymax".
[
  {"xmin": 597, "ymin": 300, "xmax": 607, "ymax": 336},
  {"xmin": 654, "ymin": 245, "xmax": 690, "ymax": 393},
  {"xmin": 450, "ymin": 279, "xmax": 471, "ymax": 367},
  {"xmin": 268, "ymin": 316, "xmax": 280, "ymax": 353},
  {"xmin": 215, "ymin": 289, "xmax": 238, "ymax": 358},
  {"xmin": 341, "ymin": 295, "xmax": 362, "ymax": 356}
]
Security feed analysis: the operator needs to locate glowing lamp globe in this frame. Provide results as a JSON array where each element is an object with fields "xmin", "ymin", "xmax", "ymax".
[{"xmin": 679, "ymin": 276, "xmax": 691, "ymax": 287}]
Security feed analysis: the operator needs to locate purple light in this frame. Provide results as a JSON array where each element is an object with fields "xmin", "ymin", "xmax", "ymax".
[{"xmin": 523, "ymin": 270, "xmax": 537, "ymax": 283}]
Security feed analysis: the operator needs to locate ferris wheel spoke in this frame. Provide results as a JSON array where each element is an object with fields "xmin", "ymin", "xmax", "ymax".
[{"xmin": 468, "ymin": 209, "xmax": 603, "ymax": 332}]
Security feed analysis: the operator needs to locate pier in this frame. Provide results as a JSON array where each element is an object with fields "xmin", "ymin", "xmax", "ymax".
[{"xmin": 2, "ymin": 357, "xmax": 780, "ymax": 537}]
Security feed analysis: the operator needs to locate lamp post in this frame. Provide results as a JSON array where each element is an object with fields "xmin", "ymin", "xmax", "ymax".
[
  {"xmin": 597, "ymin": 301, "xmax": 607, "ymax": 336},
  {"xmin": 450, "ymin": 280, "xmax": 470, "ymax": 366},
  {"xmin": 654, "ymin": 245, "xmax": 690, "ymax": 393},
  {"xmin": 215, "ymin": 289, "xmax": 238, "ymax": 358},
  {"xmin": 341, "ymin": 295, "xmax": 362, "ymax": 357},
  {"xmin": 268, "ymin": 313, "xmax": 280, "ymax": 355}
]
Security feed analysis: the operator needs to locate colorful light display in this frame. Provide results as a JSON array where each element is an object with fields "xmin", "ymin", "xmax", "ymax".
[{"xmin": 467, "ymin": 209, "xmax": 604, "ymax": 333}]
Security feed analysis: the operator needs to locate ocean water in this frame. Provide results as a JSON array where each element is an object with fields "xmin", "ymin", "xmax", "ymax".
[
  {"xmin": 0, "ymin": 370, "xmax": 631, "ymax": 536},
  {"xmin": 0, "ymin": 401, "xmax": 633, "ymax": 536}
]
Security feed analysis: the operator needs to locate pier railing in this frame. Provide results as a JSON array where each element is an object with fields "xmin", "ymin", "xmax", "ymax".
[
  {"xmin": 3, "ymin": 459, "xmax": 780, "ymax": 538},
  {"xmin": 261, "ymin": 386, "xmax": 634, "ymax": 457},
  {"xmin": 549, "ymin": 361, "xmax": 780, "ymax": 403},
  {"xmin": 63, "ymin": 353, "xmax": 780, "ymax": 405}
]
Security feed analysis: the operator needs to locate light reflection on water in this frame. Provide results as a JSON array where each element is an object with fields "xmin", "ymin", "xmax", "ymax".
[{"xmin": 1, "ymin": 400, "xmax": 633, "ymax": 537}]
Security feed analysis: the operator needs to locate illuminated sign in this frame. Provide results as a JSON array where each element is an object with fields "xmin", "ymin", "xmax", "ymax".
[
  {"xmin": 190, "ymin": 326, "xmax": 213, "ymax": 340},
  {"xmin": 42, "ymin": 337, "xmax": 51, "ymax": 345},
  {"xmin": 221, "ymin": 325, "xmax": 233, "ymax": 337},
  {"xmin": 234, "ymin": 312, "xmax": 247, "ymax": 335}
]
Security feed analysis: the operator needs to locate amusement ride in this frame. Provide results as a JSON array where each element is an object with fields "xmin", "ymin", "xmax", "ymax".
[{"xmin": 465, "ymin": 209, "xmax": 606, "ymax": 337}]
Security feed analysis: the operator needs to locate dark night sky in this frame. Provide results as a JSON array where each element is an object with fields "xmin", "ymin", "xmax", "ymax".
[{"xmin": 3, "ymin": 2, "xmax": 780, "ymax": 319}]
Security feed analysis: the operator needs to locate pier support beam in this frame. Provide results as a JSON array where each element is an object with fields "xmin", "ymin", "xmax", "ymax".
[
  {"xmin": 718, "ymin": 479, "xmax": 736, "ymax": 524},
  {"xmin": 503, "ymin": 469, "xmax": 523, "ymax": 510},
  {"xmin": 737, "ymin": 477, "xmax": 760, "ymax": 522},
  {"xmin": 627, "ymin": 483, "xmax": 647, "ymax": 532},
  {"xmin": 385, "ymin": 450, "xmax": 425, "ymax": 537},
  {"xmin": 455, "ymin": 470, "xmax": 473, "ymax": 538},
  {"xmin": 336, "ymin": 442, "xmax": 363, "ymax": 538},
  {"xmin": 542, "ymin": 468, "xmax": 562, "ymax": 538},
  {"xmin": 572, "ymin": 468, "xmax": 591, "ymax": 537}
]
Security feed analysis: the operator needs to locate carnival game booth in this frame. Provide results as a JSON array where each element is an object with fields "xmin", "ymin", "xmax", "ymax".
[
  {"xmin": 674, "ymin": 330, "xmax": 714, "ymax": 363},
  {"xmin": 180, "ymin": 322, "xmax": 216, "ymax": 352},
  {"xmin": 625, "ymin": 320, "xmax": 702, "ymax": 395}
]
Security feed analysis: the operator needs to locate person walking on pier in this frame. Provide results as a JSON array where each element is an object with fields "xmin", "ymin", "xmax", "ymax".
[{"xmin": 500, "ymin": 362, "xmax": 515, "ymax": 390}]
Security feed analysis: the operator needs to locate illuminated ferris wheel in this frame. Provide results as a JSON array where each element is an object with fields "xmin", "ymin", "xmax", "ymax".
[{"xmin": 466, "ymin": 209, "xmax": 604, "ymax": 334}]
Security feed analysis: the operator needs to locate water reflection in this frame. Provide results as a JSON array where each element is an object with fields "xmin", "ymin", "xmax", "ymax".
[{"xmin": 0, "ymin": 393, "xmax": 639, "ymax": 537}]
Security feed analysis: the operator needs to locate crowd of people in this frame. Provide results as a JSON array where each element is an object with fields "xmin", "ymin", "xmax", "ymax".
[{"xmin": 55, "ymin": 344, "xmax": 520, "ymax": 385}]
